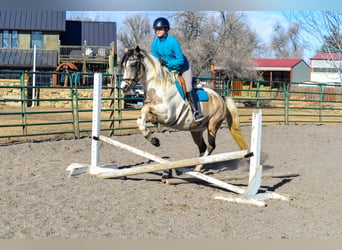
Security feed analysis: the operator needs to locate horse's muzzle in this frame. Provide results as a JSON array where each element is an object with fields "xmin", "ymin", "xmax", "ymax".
[{"xmin": 120, "ymin": 81, "xmax": 131, "ymax": 93}]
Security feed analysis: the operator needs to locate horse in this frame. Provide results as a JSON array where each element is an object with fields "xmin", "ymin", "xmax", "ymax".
[{"xmin": 119, "ymin": 46, "xmax": 249, "ymax": 178}]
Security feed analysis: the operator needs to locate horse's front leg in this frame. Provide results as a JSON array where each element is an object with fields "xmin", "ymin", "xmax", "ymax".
[
  {"xmin": 138, "ymin": 105, "xmax": 171, "ymax": 180},
  {"xmin": 137, "ymin": 105, "xmax": 160, "ymax": 147}
]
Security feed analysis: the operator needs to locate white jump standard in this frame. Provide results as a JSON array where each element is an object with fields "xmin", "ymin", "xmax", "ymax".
[{"xmin": 66, "ymin": 73, "xmax": 291, "ymax": 207}]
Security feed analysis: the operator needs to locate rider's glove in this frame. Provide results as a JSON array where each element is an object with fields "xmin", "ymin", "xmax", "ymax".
[{"xmin": 159, "ymin": 58, "xmax": 168, "ymax": 67}]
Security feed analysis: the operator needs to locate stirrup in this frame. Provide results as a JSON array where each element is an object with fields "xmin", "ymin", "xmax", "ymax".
[{"xmin": 193, "ymin": 111, "xmax": 204, "ymax": 123}]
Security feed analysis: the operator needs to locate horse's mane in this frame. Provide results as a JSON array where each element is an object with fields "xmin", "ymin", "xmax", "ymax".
[{"xmin": 140, "ymin": 49, "xmax": 174, "ymax": 87}]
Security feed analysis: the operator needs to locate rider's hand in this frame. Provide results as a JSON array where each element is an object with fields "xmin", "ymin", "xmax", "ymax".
[{"xmin": 159, "ymin": 58, "xmax": 168, "ymax": 67}]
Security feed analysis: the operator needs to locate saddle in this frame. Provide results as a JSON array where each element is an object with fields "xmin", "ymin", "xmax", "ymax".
[
  {"xmin": 177, "ymin": 75, "xmax": 188, "ymax": 96},
  {"xmin": 175, "ymin": 75, "xmax": 209, "ymax": 102}
]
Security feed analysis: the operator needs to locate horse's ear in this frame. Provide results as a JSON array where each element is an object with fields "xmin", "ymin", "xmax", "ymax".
[{"xmin": 135, "ymin": 46, "xmax": 140, "ymax": 53}]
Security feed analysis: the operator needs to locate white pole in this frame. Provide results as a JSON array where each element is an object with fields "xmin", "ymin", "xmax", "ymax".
[
  {"xmin": 249, "ymin": 109, "xmax": 262, "ymax": 184},
  {"xmin": 31, "ymin": 44, "xmax": 36, "ymax": 107},
  {"xmin": 90, "ymin": 73, "xmax": 102, "ymax": 173}
]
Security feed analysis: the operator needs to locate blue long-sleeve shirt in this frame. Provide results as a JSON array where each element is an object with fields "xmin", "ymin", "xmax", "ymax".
[{"xmin": 151, "ymin": 34, "xmax": 189, "ymax": 72}]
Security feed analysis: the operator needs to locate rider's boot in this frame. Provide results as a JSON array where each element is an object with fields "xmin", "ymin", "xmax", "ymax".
[{"xmin": 186, "ymin": 91, "xmax": 204, "ymax": 124}]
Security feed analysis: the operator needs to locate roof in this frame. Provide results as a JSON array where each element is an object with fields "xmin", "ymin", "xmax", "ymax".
[
  {"xmin": 311, "ymin": 53, "xmax": 342, "ymax": 60},
  {"xmin": 0, "ymin": 49, "xmax": 58, "ymax": 69},
  {"xmin": 60, "ymin": 20, "xmax": 116, "ymax": 46},
  {"xmin": 253, "ymin": 59, "xmax": 303, "ymax": 68},
  {"xmin": 0, "ymin": 10, "xmax": 66, "ymax": 31}
]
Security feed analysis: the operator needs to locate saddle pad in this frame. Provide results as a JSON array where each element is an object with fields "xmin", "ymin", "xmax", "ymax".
[{"xmin": 175, "ymin": 78, "xmax": 209, "ymax": 102}]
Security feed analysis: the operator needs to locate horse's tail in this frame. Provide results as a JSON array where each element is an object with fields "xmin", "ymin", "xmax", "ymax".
[{"xmin": 224, "ymin": 96, "xmax": 249, "ymax": 151}]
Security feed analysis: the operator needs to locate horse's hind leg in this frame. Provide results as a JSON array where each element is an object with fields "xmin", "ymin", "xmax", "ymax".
[
  {"xmin": 193, "ymin": 123, "xmax": 221, "ymax": 172},
  {"xmin": 190, "ymin": 130, "xmax": 209, "ymax": 172}
]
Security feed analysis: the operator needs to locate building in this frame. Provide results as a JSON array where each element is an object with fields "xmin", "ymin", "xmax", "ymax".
[
  {"xmin": 0, "ymin": 10, "xmax": 65, "ymax": 72},
  {"xmin": 253, "ymin": 58, "xmax": 310, "ymax": 84},
  {"xmin": 310, "ymin": 53, "xmax": 342, "ymax": 85},
  {"xmin": 59, "ymin": 20, "xmax": 117, "ymax": 73},
  {"xmin": 0, "ymin": 10, "xmax": 117, "ymax": 86}
]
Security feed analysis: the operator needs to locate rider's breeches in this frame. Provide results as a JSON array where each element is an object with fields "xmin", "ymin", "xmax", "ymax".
[{"xmin": 182, "ymin": 66, "xmax": 193, "ymax": 92}]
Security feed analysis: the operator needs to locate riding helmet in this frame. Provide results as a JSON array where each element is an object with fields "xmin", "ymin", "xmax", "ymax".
[{"xmin": 153, "ymin": 17, "xmax": 170, "ymax": 30}]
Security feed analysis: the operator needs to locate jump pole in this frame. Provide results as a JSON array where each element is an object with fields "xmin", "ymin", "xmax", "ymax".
[
  {"xmin": 212, "ymin": 109, "xmax": 290, "ymax": 206},
  {"xmin": 83, "ymin": 73, "xmax": 250, "ymax": 195},
  {"xmin": 67, "ymin": 73, "xmax": 290, "ymax": 206},
  {"xmin": 87, "ymin": 73, "xmax": 250, "ymax": 194}
]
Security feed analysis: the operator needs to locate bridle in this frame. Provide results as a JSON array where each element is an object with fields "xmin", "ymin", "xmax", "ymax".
[{"xmin": 121, "ymin": 54, "xmax": 144, "ymax": 87}]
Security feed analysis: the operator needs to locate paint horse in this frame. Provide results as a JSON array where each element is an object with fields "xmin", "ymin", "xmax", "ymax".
[{"xmin": 120, "ymin": 46, "xmax": 249, "ymax": 178}]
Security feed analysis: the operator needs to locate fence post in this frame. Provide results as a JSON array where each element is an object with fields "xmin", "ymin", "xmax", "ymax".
[
  {"xmin": 225, "ymin": 78, "xmax": 231, "ymax": 97},
  {"xmin": 284, "ymin": 82, "xmax": 289, "ymax": 125},
  {"xmin": 71, "ymin": 75, "xmax": 80, "ymax": 139},
  {"xmin": 256, "ymin": 80, "xmax": 260, "ymax": 108},
  {"xmin": 109, "ymin": 72, "xmax": 117, "ymax": 136},
  {"xmin": 20, "ymin": 72, "xmax": 28, "ymax": 136},
  {"xmin": 319, "ymin": 84, "xmax": 324, "ymax": 122}
]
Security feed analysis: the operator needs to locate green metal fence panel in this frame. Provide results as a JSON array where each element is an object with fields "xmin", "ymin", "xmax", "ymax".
[{"xmin": 1, "ymin": 71, "xmax": 342, "ymax": 144}]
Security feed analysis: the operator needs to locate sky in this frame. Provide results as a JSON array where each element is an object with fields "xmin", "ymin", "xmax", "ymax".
[{"xmin": 66, "ymin": 11, "xmax": 315, "ymax": 62}]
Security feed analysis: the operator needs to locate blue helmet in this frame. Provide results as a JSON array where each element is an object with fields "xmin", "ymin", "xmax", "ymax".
[{"xmin": 153, "ymin": 17, "xmax": 170, "ymax": 30}]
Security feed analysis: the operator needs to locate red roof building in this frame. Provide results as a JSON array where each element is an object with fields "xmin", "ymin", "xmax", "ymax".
[
  {"xmin": 253, "ymin": 58, "xmax": 310, "ymax": 83},
  {"xmin": 310, "ymin": 53, "xmax": 342, "ymax": 84},
  {"xmin": 311, "ymin": 53, "xmax": 342, "ymax": 60}
]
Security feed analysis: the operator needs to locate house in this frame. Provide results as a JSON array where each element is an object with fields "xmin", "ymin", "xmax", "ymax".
[
  {"xmin": 0, "ymin": 10, "xmax": 65, "ymax": 73},
  {"xmin": 253, "ymin": 58, "xmax": 310, "ymax": 85},
  {"xmin": 310, "ymin": 53, "xmax": 342, "ymax": 85},
  {"xmin": 0, "ymin": 10, "xmax": 117, "ymax": 86}
]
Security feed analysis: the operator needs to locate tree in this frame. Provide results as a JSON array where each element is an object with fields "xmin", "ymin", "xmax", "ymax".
[
  {"xmin": 269, "ymin": 22, "xmax": 304, "ymax": 59},
  {"xmin": 285, "ymin": 11, "xmax": 342, "ymax": 82},
  {"xmin": 212, "ymin": 11, "xmax": 259, "ymax": 79},
  {"xmin": 117, "ymin": 11, "xmax": 260, "ymax": 79},
  {"xmin": 171, "ymin": 11, "xmax": 259, "ymax": 79},
  {"xmin": 67, "ymin": 12, "xmax": 100, "ymax": 21},
  {"xmin": 117, "ymin": 13, "xmax": 153, "ymax": 55},
  {"xmin": 320, "ymin": 24, "xmax": 342, "ymax": 53},
  {"xmin": 284, "ymin": 11, "xmax": 342, "ymax": 55}
]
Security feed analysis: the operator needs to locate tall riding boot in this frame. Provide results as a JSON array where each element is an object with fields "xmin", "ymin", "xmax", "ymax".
[{"xmin": 186, "ymin": 91, "xmax": 204, "ymax": 123}]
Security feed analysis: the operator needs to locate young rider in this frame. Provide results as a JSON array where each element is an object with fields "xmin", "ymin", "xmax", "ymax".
[{"xmin": 151, "ymin": 17, "xmax": 204, "ymax": 123}]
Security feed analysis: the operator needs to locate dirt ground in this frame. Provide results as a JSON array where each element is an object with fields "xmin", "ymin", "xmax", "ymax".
[{"xmin": 0, "ymin": 124, "xmax": 341, "ymax": 239}]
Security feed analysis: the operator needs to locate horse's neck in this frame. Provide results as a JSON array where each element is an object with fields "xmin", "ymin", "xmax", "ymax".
[{"xmin": 145, "ymin": 63, "xmax": 176, "ymax": 96}]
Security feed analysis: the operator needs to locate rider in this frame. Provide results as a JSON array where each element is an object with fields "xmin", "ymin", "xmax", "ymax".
[{"xmin": 151, "ymin": 17, "xmax": 204, "ymax": 123}]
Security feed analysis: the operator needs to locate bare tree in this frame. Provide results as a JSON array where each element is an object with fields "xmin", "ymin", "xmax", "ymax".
[
  {"xmin": 208, "ymin": 11, "xmax": 259, "ymax": 79},
  {"xmin": 117, "ymin": 13, "xmax": 153, "ymax": 55},
  {"xmin": 269, "ymin": 22, "xmax": 304, "ymax": 58},
  {"xmin": 170, "ymin": 11, "xmax": 210, "ymax": 76},
  {"xmin": 117, "ymin": 11, "xmax": 260, "ymax": 79},
  {"xmin": 285, "ymin": 11, "xmax": 342, "ymax": 54},
  {"xmin": 67, "ymin": 12, "xmax": 100, "ymax": 21},
  {"xmin": 171, "ymin": 11, "xmax": 259, "ymax": 79},
  {"xmin": 285, "ymin": 11, "xmax": 342, "ymax": 81}
]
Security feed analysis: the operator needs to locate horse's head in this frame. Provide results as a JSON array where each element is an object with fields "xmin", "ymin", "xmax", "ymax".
[{"xmin": 119, "ymin": 46, "xmax": 145, "ymax": 93}]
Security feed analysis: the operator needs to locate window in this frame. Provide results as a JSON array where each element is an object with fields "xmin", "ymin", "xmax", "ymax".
[
  {"xmin": 1, "ymin": 30, "xmax": 19, "ymax": 48},
  {"xmin": 31, "ymin": 31, "xmax": 43, "ymax": 48},
  {"xmin": 312, "ymin": 67, "xmax": 339, "ymax": 73},
  {"xmin": 2, "ymin": 30, "xmax": 10, "ymax": 48},
  {"xmin": 11, "ymin": 30, "xmax": 18, "ymax": 48}
]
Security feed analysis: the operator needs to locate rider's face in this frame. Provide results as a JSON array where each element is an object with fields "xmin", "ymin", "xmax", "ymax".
[{"xmin": 155, "ymin": 27, "xmax": 167, "ymax": 37}]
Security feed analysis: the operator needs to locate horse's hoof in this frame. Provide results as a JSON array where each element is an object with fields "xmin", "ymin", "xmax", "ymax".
[
  {"xmin": 175, "ymin": 169, "xmax": 183, "ymax": 176},
  {"xmin": 151, "ymin": 137, "xmax": 160, "ymax": 147},
  {"xmin": 162, "ymin": 170, "xmax": 172, "ymax": 179},
  {"xmin": 194, "ymin": 166, "xmax": 202, "ymax": 172}
]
